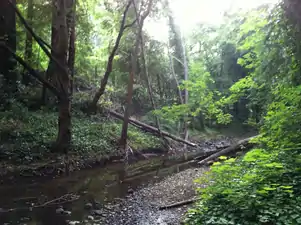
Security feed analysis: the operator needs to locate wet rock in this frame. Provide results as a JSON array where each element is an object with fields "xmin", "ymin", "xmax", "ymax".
[
  {"xmin": 67, "ymin": 221, "xmax": 80, "ymax": 225},
  {"xmin": 91, "ymin": 210, "xmax": 102, "ymax": 216},
  {"xmin": 84, "ymin": 202, "xmax": 93, "ymax": 209},
  {"xmin": 63, "ymin": 210, "xmax": 71, "ymax": 215},
  {"xmin": 55, "ymin": 207, "xmax": 64, "ymax": 214},
  {"xmin": 127, "ymin": 188, "xmax": 134, "ymax": 194},
  {"xmin": 20, "ymin": 217, "xmax": 30, "ymax": 221},
  {"xmin": 87, "ymin": 215, "xmax": 94, "ymax": 220}
]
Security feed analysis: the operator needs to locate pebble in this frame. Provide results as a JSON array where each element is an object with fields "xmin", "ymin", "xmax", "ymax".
[
  {"xmin": 91, "ymin": 210, "xmax": 102, "ymax": 216},
  {"xmin": 87, "ymin": 215, "xmax": 94, "ymax": 220},
  {"xmin": 63, "ymin": 210, "xmax": 71, "ymax": 215},
  {"xmin": 84, "ymin": 203, "xmax": 93, "ymax": 209},
  {"xmin": 55, "ymin": 207, "xmax": 64, "ymax": 214},
  {"xmin": 68, "ymin": 221, "xmax": 80, "ymax": 225}
]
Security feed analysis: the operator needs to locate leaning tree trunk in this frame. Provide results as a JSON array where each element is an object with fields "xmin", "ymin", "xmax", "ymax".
[
  {"xmin": 120, "ymin": 0, "xmax": 152, "ymax": 150},
  {"xmin": 89, "ymin": 0, "xmax": 134, "ymax": 113},
  {"xmin": 51, "ymin": 0, "xmax": 73, "ymax": 153},
  {"xmin": 22, "ymin": 0, "xmax": 33, "ymax": 85},
  {"xmin": 0, "ymin": 0, "xmax": 17, "ymax": 105}
]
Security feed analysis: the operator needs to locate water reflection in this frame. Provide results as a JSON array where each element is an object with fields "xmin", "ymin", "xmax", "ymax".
[{"xmin": 0, "ymin": 157, "xmax": 196, "ymax": 225}]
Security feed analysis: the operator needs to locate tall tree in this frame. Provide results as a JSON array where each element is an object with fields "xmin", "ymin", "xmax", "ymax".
[
  {"xmin": 0, "ymin": 0, "xmax": 17, "ymax": 105},
  {"xmin": 51, "ymin": 0, "xmax": 74, "ymax": 153},
  {"xmin": 119, "ymin": 0, "xmax": 153, "ymax": 150},
  {"xmin": 67, "ymin": 0, "xmax": 76, "ymax": 94},
  {"xmin": 23, "ymin": 0, "xmax": 34, "ymax": 85}
]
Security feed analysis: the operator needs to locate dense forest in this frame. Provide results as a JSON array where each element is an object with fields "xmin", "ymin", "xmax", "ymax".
[{"xmin": 1, "ymin": 0, "xmax": 301, "ymax": 224}]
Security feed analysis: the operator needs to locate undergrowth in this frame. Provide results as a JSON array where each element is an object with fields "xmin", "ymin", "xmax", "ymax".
[
  {"xmin": 0, "ymin": 102, "xmax": 161, "ymax": 163},
  {"xmin": 184, "ymin": 86, "xmax": 301, "ymax": 224}
]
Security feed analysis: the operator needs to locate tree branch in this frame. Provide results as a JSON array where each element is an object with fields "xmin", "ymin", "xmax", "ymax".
[
  {"xmin": 0, "ymin": 43, "xmax": 60, "ymax": 97},
  {"xmin": 8, "ymin": 0, "xmax": 67, "ymax": 77}
]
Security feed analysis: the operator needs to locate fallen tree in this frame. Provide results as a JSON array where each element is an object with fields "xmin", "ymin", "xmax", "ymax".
[
  {"xmin": 197, "ymin": 136, "xmax": 257, "ymax": 166},
  {"xmin": 159, "ymin": 197, "xmax": 201, "ymax": 210},
  {"xmin": 109, "ymin": 110, "xmax": 197, "ymax": 147}
]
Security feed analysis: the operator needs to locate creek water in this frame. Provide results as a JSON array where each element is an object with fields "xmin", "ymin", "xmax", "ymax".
[{"xmin": 0, "ymin": 156, "xmax": 197, "ymax": 225}]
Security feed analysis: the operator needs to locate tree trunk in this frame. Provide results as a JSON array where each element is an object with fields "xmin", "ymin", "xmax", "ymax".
[
  {"xmin": 22, "ymin": 0, "xmax": 33, "ymax": 85},
  {"xmin": 110, "ymin": 110, "xmax": 196, "ymax": 147},
  {"xmin": 167, "ymin": 41, "xmax": 183, "ymax": 105},
  {"xmin": 119, "ymin": 67, "xmax": 135, "ymax": 149},
  {"xmin": 180, "ymin": 28, "xmax": 189, "ymax": 153},
  {"xmin": 89, "ymin": 1, "xmax": 134, "ymax": 113},
  {"xmin": 0, "ymin": 0, "xmax": 17, "ymax": 105},
  {"xmin": 67, "ymin": 0, "xmax": 76, "ymax": 95},
  {"xmin": 51, "ymin": 0, "xmax": 72, "ymax": 153},
  {"xmin": 197, "ymin": 136, "xmax": 257, "ymax": 166},
  {"xmin": 42, "ymin": 3, "xmax": 57, "ymax": 105}
]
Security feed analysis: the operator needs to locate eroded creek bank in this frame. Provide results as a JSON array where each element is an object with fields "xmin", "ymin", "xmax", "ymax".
[{"xmin": 0, "ymin": 137, "xmax": 235, "ymax": 225}]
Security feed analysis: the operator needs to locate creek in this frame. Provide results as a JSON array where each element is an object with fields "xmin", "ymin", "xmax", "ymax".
[
  {"xmin": 0, "ymin": 137, "xmax": 234, "ymax": 225},
  {"xmin": 0, "ymin": 156, "xmax": 199, "ymax": 225}
]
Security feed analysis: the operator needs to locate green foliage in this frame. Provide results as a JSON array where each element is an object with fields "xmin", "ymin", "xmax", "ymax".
[
  {"xmin": 154, "ymin": 60, "xmax": 232, "ymax": 126},
  {"xmin": 0, "ymin": 103, "xmax": 160, "ymax": 163},
  {"xmin": 185, "ymin": 2, "xmax": 301, "ymax": 225}
]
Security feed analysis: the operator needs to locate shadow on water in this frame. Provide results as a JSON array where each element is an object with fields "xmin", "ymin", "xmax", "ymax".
[{"xmin": 0, "ymin": 156, "xmax": 197, "ymax": 225}]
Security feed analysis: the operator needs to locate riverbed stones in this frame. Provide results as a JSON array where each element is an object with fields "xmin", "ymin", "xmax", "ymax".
[
  {"xmin": 55, "ymin": 207, "xmax": 64, "ymax": 214},
  {"xmin": 63, "ymin": 210, "xmax": 72, "ymax": 215},
  {"xmin": 87, "ymin": 215, "xmax": 94, "ymax": 220},
  {"xmin": 84, "ymin": 202, "xmax": 93, "ymax": 209},
  {"xmin": 102, "ymin": 167, "xmax": 209, "ymax": 224},
  {"xmin": 91, "ymin": 209, "xmax": 102, "ymax": 216}
]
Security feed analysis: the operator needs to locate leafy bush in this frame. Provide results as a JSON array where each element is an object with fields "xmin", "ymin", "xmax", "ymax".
[{"xmin": 184, "ymin": 84, "xmax": 301, "ymax": 224}]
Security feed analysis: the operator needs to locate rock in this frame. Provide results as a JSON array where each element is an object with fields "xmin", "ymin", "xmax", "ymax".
[
  {"xmin": 84, "ymin": 203, "xmax": 93, "ymax": 209},
  {"xmin": 68, "ymin": 221, "xmax": 80, "ymax": 225},
  {"xmin": 91, "ymin": 210, "xmax": 102, "ymax": 216},
  {"xmin": 127, "ymin": 188, "xmax": 134, "ymax": 194},
  {"xmin": 63, "ymin": 210, "xmax": 71, "ymax": 215},
  {"xmin": 87, "ymin": 215, "xmax": 94, "ymax": 220},
  {"xmin": 55, "ymin": 207, "xmax": 64, "ymax": 214}
]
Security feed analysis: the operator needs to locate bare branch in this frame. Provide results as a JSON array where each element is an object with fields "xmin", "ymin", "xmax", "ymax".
[
  {"xmin": 0, "ymin": 43, "xmax": 60, "ymax": 97},
  {"xmin": 8, "ymin": 0, "xmax": 67, "ymax": 76}
]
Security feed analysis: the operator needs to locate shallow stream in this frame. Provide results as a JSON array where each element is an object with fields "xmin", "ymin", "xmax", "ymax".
[{"xmin": 0, "ymin": 157, "xmax": 197, "ymax": 225}]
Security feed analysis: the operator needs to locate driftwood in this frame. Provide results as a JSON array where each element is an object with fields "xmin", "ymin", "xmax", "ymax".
[
  {"xmin": 0, "ymin": 193, "xmax": 79, "ymax": 213},
  {"xmin": 109, "ymin": 110, "xmax": 197, "ymax": 147},
  {"xmin": 198, "ymin": 136, "xmax": 257, "ymax": 166},
  {"xmin": 159, "ymin": 197, "xmax": 201, "ymax": 210}
]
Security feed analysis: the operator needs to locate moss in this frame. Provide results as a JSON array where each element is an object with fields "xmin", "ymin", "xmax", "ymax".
[{"xmin": 0, "ymin": 102, "xmax": 161, "ymax": 163}]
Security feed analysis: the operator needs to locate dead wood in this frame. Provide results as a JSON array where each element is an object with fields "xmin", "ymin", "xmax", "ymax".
[
  {"xmin": 159, "ymin": 197, "xmax": 201, "ymax": 210},
  {"xmin": 0, "ymin": 43, "xmax": 60, "ymax": 96},
  {"xmin": 109, "ymin": 110, "xmax": 197, "ymax": 147},
  {"xmin": 197, "ymin": 136, "xmax": 257, "ymax": 166},
  {"xmin": 0, "ymin": 193, "xmax": 79, "ymax": 213}
]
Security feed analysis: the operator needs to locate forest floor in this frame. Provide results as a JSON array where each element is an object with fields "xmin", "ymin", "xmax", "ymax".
[{"xmin": 0, "ymin": 102, "xmax": 246, "ymax": 182}]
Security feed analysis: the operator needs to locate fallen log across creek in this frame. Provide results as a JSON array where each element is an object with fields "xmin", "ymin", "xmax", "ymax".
[
  {"xmin": 159, "ymin": 136, "xmax": 258, "ymax": 211},
  {"xmin": 197, "ymin": 136, "xmax": 257, "ymax": 166},
  {"xmin": 108, "ymin": 110, "xmax": 197, "ymax": 147}
]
